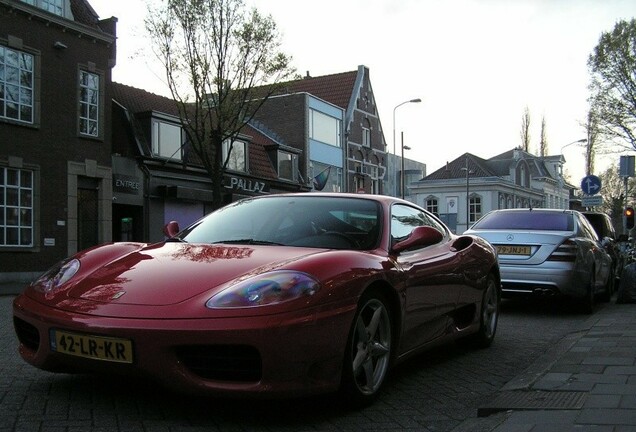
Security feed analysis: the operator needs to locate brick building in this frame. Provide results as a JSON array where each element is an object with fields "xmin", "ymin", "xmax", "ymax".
[{"xmin": 0, "ymin": 0, "xmax": 116, "ymax": 283}]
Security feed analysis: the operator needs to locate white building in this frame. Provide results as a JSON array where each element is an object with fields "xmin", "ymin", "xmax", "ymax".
[{"xmin": 410, "ymin": 148, "xmax": 575, "ymax": 233}]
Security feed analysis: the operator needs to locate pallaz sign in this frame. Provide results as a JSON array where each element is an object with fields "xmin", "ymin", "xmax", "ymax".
[{"xmin": 223, "ymin": 175, "xmax": 269, "ymax": 195}]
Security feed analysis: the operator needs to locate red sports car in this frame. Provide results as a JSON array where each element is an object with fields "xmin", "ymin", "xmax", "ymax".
[{"xmin": 13, "ymin": 193, "xmax": 500, "ymax": 405}]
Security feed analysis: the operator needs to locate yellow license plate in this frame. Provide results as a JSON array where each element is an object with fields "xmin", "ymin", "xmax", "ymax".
[
  {"xmin": 51, "ymin": 329, "xmax": 133, "ymax": 364},
  {"xmin": 497, "ymin": 245, "xmax": 531, "ymax": 255}
]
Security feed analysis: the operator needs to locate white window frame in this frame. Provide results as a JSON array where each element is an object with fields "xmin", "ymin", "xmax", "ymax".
[
  {"xmin": 278, "ymin": 151, "xmax": 298, "ymax": 181},
  {"xmin": 469, "ymin": 194, "xmax": 482, "ymax": 224},
  {"xmin": 426, "ymin": 197, "xmax": 439, "ymax": 215},
  {"xmin": 362, "ymin": 126, "xmax": 371, "ymax": 147},
  {"xmin": 0, "ymin": 167, "xmax": 33, "ymax": 247},
  {"xmin": 152, "ymin": 120, "xmax": 183, "ymax": 161},
  {"xmin": 309, "ymin": 109, "xmax": 341, "ymax": 147},
  {"xmin": 79, "ymin": 70, "xmax": 99, "ymax": 137},
  {"xmin": 0, "ymin": 46, "xmax": 34, "ymax": 124},
  {"xmin": 20, "ymin": 0, "xmax": 71, "ymax": 18},
  {"xmin": 222, "ymin": 140, "xmax": 247, "ymax": 172}
]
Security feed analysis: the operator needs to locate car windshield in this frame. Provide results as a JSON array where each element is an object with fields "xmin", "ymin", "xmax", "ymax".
[
  {"xmin": 177, "ymin": 196, "xmax": 381, "ymax": 250},
  {"xmin": 472, "ymin": 211, "xmax": 574, "ymax": 231}
]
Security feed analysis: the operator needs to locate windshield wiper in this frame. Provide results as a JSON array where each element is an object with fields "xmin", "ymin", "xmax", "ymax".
[
  {"xmin": 165, "ymin": 237, "xmax": 187, "ymax": 243},
  {"xmin": 212, "ymin": 239, "xmax": 284, "ymax": 246}
]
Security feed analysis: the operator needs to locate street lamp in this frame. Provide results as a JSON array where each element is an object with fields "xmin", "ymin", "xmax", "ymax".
[
  {"xmin": 393, "ymin": 98, "xmax": 421, "ymax": 155},
  {"xmin": 400, "ymin": 131, "xmax": 411, "ymax": 199},
  {"xmin": 460, "ymin": 157, "xmax": 474, "ymax": 231},
  {"xmin": 559, "ymin": 138, "xmax": 587, "ymax": 178}
]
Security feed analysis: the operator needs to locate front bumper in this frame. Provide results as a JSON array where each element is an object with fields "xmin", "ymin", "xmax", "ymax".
[{"xmin": 13, "ymin": 294, "xmax": 355, "ymax": 398}]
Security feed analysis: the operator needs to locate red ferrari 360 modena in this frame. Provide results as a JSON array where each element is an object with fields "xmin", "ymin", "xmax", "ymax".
[{"xmin": 13, "ymin": 193, "xmax": 500, "ymax": 405}]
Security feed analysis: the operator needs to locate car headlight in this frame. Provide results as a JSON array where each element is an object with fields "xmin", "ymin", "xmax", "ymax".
[
  {"xmin": 206, "ymin": 270, "xmax": 320, "ymax": 308},
  {"xmin": 32, "ymin": 258, "xmax": 80, "ymax": 293}
]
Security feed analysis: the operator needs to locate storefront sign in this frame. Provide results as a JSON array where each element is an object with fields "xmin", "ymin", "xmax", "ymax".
[
  {"xmin": 224, "ymin": 175, "xmax": 269, "ymax": 194},
  {"xmin": 114, "ymin": 175, "xmax": 141, "ymax": 195}
]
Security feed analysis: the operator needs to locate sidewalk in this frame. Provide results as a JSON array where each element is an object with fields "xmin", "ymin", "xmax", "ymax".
[{"xmin": 457, "ymin": 299, "xmax": 636, "ymax": 431}]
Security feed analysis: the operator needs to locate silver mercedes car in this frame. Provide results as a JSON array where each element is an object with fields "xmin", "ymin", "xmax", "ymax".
[{"xmin": 466, "ymin": 208, "xmax": 613, "ymax": 313}]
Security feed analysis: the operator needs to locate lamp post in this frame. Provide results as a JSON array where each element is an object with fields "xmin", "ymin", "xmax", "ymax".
[
  {"xmin": 559, "ymin": 138, "xmax": 587, "ymax": 176},
  {"xmin": 400, "ymin": 131, "xmax": 411, "ymax": 199},
  {"xmin": 392, "ymin": 98, "xmax": 421, "ymax": 155},
  {"xmin": 460, "ymin": 157, "xmax": 473, "ymax": 231}
]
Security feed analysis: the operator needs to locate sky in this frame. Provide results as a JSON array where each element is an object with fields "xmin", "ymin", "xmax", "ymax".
[{"xmin": 89, "ymin": 0, "xmax": 635, "ymax": 185}]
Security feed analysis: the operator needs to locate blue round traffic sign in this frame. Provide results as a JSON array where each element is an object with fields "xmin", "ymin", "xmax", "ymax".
[{"xmin": 581, "ymin": 175, "xmax": 602, "ymax": 195}]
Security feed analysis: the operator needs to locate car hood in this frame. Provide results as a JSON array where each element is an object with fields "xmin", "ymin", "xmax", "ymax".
[{"xmin": 64, "ymin": 242, "xmax": 321, "ymax": 306}]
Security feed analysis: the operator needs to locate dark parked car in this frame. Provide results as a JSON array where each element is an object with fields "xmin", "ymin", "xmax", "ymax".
[{"xmin": 582, "ymin": 211, "xmax": 623, "ymax": 286}]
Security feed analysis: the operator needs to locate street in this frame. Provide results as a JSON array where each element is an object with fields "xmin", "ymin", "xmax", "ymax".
[{"xmin": 1, "ymin": 295, "xmax": 595, "ymax": 432}]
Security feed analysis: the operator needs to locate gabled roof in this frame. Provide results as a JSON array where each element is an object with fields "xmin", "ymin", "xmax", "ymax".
[
  {"xmin": 278, "ymin": 70, "xmax": 358, "ymax": 109},
  {"xmin": 111, "ymin": 82, "xmax": 279, "ymax": 180},
  {"xmin": 424, "ymin": 152, "xmax": 497, "ymax": 180},
  {"xmin": 112, "ymin": 82, "xmax": 180, "ymax": 118},
  {"xmin": 424, "ymin": 147, "xmax": 562, "ymax": 183}
]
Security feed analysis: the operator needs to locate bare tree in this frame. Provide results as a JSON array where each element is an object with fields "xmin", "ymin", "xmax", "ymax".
[
  {"xmin": 588, "ymin": 18, "xmax": 636, "ymax": 151},
  {"xmin": 520, "ymin": 106, "xmax": 531, "ymax": 152},
  {"xmin": 539, "ymin": 115, "xmax": 548, "ymax": 157},
  {"xmin": 145, "ymin": 0, "xmax": 297, "ymax": 209},
  {"xmin": 584, "ymin": 108, "xmax": 600, "ymax": 176}
]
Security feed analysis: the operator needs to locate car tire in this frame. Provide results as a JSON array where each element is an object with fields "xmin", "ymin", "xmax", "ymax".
[
  {"xmin": 464, "ymin": 274, "xmax": 499, "ymax": 348},
  {"xmin": 340, "ymin": 290, "xmax": 393, "ymax": 407}
]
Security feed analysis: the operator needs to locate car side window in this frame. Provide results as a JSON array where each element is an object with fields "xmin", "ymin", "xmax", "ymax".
[{"xmin": 391, "ymin": 204, "xmax": 445, "ymax": 245}]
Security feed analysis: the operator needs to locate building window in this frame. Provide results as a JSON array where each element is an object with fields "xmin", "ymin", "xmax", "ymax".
[
  {"xmin": 79, "ymin": 70, "xmax": 99, "ymax": 136},
  {"xmin": 20, "ymin": 0, "xmax": 65, "ymax": 16},
  {"xmin": 222, "ymin": 140, "xmax": 246, "ymax": 172},
  {"xmin": 278, "ymin": 151, "xmax": 298, "ymax": 181},
  {"xmin": 0, "ymin": 46, "xmax": 34, "ymax": 124},
  {"xmin": 469, "ymin": 195, "xmax": 482, "ymax": 223},
  {"xmin": 309, "ymin": 109, "xmax": 340, "ymax": 147},
  {"xmin": 426, "ymin": 197, "xmax": 438, "ymax": 215},
  {"xmin": 152, "ymin": 120, "xmax": 183, "ymax": 160},
  {"xmin": 1, "ymin": 167, "xmax": 33, "ymax": 247},
  {"xmin": 520, "ymin": 165, "xmax": 527, "ymax": 187},
  {"xmin": 362, "ymin": 126, "xmax": 371, "ymax": 147}
]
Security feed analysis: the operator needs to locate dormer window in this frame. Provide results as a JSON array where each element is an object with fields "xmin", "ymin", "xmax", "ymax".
[
  {"xmin": 278, "ymin": 151, "xmax": 298, "ymax": 181},
  {"xmin": 222, "ymin": 140, "xmax": 247, "ymax": 172},
  {"xmin": 152, "ymin": 120, "xmax": 183, "ymax": 161}
]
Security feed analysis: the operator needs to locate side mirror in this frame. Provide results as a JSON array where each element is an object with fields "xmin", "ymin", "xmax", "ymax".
[
  {"xmin": 393, "ymin": 226, "xmax": 443, "ymax": 253},
  {"xmin": 163, "ymin": 221, "xmax": 180, "ymax": 238}
]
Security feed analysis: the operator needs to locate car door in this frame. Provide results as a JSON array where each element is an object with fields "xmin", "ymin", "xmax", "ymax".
[
  {"xmin": 577, "ymin": 213, "xmax": 612, "ymax": 290},
  {"xmin": 391, "ymin": 204, "xmax": 463, "ymax": 351}
]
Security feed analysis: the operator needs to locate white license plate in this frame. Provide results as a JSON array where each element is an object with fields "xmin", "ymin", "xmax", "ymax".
[
  {"xmin": 50, "ymin": 329, "xmax": 133, "ymax": 364},
  {"xmin": 496, "ymin": 245, "xmax": 531, "ymax": 255}
]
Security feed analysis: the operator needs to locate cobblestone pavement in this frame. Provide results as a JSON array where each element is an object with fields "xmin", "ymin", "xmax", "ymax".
[{"xmin": 1, "ymin": 295, "xmax": 592, "ymax": 432}]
